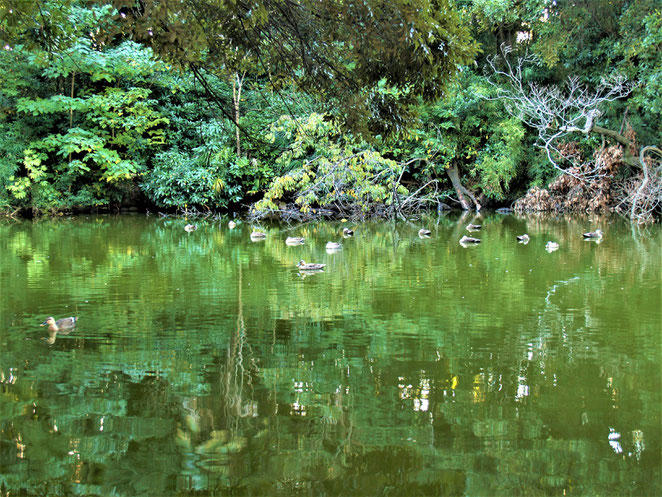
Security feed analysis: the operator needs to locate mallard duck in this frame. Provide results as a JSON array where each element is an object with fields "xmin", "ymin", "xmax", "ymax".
[
  {"xmin": 583, "ymin": 229, "xmax": 603, "ymax": 239},
  {"xmin": 184, "ymin": 224, "xmax": 197, "ymax": 232},
  {"xmin": 517, "ymin": 234, "xmax": 530, "ymax": 243},
  {"xmin": 342, "ymin": 228, "xmax": 354, "ymax": 237},
  {"xmin": 41, "ymin": 316, "xmax": 77, "ymax": 332},
  {"xmin": 326, "ymin": 241, "xmax": 342, "ymax": 250},
  {"xmin": 460, "ymin": 235, "xmax": 481, "ymax": 244},
  {"xmin": 228, "ymin": 221, "xmax": 236, "ymax": 229},
  {"xmin": 545, "ymin": 241, "xmax": 559, "ymax": 252},
  {"xmin": 466, "ymin": 223, "xmax": 482, "ymax": 231},
  {"xmin": 297, "ymin": 260, "xmax": 326, "ymax": 270},
  {"xmin": 250, "ymin": 231, "xmax": 267, "ymax": 241},
  {"xmin": 418, "ymin": 229, "xmax": 432, "ymax": 238},
  {"xmin": 286, "ymin": 237, "xmax": 305, "ymax": 246}
]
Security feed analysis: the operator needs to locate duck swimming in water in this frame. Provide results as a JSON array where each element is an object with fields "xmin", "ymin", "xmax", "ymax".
[
  {"xmin": 297, "ymin": 260, "xmax": 326, "ymax": 270},
  {"xmin": 184, "ymin": 224, "xmax": 197, "ymax": 232},
  {"xmin": 545, "ymin": 241, "xmax": 559, "ymax": 252},
  {"xmin": 466, "ymin": 224, "xmax": 482, "ymax": 231},
  {"xmin": 228, "ymin": 221, "xmax": 236, "ymax": 229},
  {"xmin": 250, "ymin": 231, "xmax": 267, "ymax": 241},
  {"xmin": 326, "ymin": 241, "xmax": 342, "ymax": 250},
  {"xmin": 517, "ymin": 234, "xmax": 530, "ymax": 243},
  {"xmin": 286, "ymin": 237, "xmax": 305, "ymax": 246},
  {"xmin": 583, "ymin": 229, "xmax": 603, "ymax": 239},
  {"xmin": 460, "ymin": 235, "xmax": 481, "ymax": 244},
  {"xmin": 418, "ymin": 229, "xmax": 431, "ymax": 238},
  {"xmin": 41, "ymin": 316, "xmax": 77, "ymax": 332},
  {"xmin": 342, "ymin": 228, "xmax": 354, "ymax": 237}
]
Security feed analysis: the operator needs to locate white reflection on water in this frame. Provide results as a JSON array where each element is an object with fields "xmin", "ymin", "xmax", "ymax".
[
  {"xmin": 516, "ymin": 375, "xmax": 530, "ymax": 401},
  {"xmin": 608, "ymin": 427, "xmax": 623, "ymax": 454},
  {"xmin": 632, "ymin": 429, "xmax": 645, "ymax": 460}
]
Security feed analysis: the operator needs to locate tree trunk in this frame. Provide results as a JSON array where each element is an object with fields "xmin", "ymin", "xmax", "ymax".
[
  {"xmin": 232, "ymin": 72, "xmax": 245, "ymax": 157},
  {"xmin": 69, "ymin": 71, "xmax": 75, "ymax": 129},
  {"xmin": 446, "ymin": 164, "xmax": 481, "ymax": 211},
  {"xmin": 69, "ymin": 71, "xmax": 76, "ymax": 165}
]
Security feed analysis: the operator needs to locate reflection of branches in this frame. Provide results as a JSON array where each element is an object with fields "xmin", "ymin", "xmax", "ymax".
[
  {"xmin": 531, "ymin": 276, "xmax": 584, "ymax": 368},
  {"xmin": 222, "ymin": 264, "xmax": 259, "ymax": 431},
  {"xmin": 544, "ymin": 276, "xmax": 580, "ymax": 306}
]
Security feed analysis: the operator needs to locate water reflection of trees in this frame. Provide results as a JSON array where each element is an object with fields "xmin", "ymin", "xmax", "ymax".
[
  {"xmin": 0, "ymin": 215, "xmax": 659, "ymax": 495},
  {"xmin": 175, "ymin": 264, "xmax": 262, "ymax": 492}
]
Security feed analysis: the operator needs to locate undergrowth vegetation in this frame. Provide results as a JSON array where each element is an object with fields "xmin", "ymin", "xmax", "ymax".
[{"xmin": 1, "ymin": 0, "xmax": 659, "ymax": 222}]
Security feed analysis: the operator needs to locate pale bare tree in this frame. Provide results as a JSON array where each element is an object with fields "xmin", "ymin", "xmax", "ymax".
[
  {"xmin": 231, "ymin": 71, "xmax": 247, "ymax": 157},
  {"xmin": 486, "ymin": 45, "xmax": 660, "ymax": 223},
  {"xmin": 486, "ymin": 45, "xmax": 634, "ymax": 176}
]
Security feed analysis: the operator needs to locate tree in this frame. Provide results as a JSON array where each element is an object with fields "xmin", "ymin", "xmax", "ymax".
[
  {"xmin": 249, "ymin": 113, "xmax": 406, "ymax": 221},
  {"xmin": 109, "ymin": 0, "xmax": 477, "ymax": 136},
  {"xmin": 403, "ymin": 71, "xmax": 524, "ymax": 211},
  {"xmin": 1, "ymin": 3, "xmax": 169, "ymax": 212},
  {"xmin": 487, "ymin": 46, "xmax": 661, "ymax": 222}
]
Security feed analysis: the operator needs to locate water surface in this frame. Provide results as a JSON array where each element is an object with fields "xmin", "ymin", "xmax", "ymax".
[{"xmin": 0, "ymin": 213, "xmax": 660, "ymax": 496}]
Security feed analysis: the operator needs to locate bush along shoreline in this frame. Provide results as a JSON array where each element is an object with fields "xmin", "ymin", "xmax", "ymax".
[{"xmin": 2, "ymin": 2, "xmax": 659, "ymax": 223}]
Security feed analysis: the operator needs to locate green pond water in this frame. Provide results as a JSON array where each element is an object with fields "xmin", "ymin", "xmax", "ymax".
[{"xmin": 0, "ymin": 213, "xmax": 660, "ymax": 496}]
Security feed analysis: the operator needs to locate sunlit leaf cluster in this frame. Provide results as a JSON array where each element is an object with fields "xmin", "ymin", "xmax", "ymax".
[{"xmin": 254, "ymin": 114, "xmax": 405, "ymax": 218}]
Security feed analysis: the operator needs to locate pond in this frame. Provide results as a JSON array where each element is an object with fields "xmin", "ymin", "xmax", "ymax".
[{"xmin": 0, "ymin": 212, "xmax": 660, "ymax": 496}]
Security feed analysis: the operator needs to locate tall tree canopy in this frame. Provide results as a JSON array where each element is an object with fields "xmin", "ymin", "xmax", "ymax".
[{"xmin": 107, "ymin": 0, "xmax": 477, "ymax": 135}]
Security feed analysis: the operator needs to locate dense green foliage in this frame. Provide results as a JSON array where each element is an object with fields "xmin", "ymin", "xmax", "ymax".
[
  {"xmin": 1, "ymin": 4, "xmax": 170, "ymax": 211},
  {"xmin": 0, "ymin": 0, "xmax": 660, "ymax": 218},
  {"xmin": 409, "ymin": 72, "xmax": 526, "ymax": 200},
  {"xmin": 109, "ymin": 0, "xmax": 477, "ymax": 135},
  {"xmin": 253, "ymin": 113, "xmax": 406, "ymax": 219}
]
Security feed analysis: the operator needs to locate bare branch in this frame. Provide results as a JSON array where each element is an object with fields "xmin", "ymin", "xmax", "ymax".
[
  {"xmin": 485, "ymin": 44, "xmax": 635, "ymax": 179},
  {"xmin": 628, "ymin": 146, "xmax": 662, "ymax": 223}
]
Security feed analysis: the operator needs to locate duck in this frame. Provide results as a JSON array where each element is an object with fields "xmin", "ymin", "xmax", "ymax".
[
  {"xmin": 342, "ymin": 227, "xmax": 354, "ymax": 237},
  {"xmin": 41, "ymin": 316, "xmax": 77, "ymax": 332},
  {"xmin": 326, "ymin": 241, "xmax": 342, "ymax": 250},
  {"xmin": 466, "ymin": 223, "xmax": 482, "ymax": 231},
  {"xmin": 517, "ymin": 234, "xmax": 530, "ymax": 243},
  {"xmin": 250, "ymin": 231, "xmax": 267, "ymax": 241},
  {"xmin": 460, "ymin": 235, "xmax": 481, "ymax": 244},
  {"xmin": 583, "ymin": 229, "xmax": 603, "ymax": 239},
  {"xmin": 545, "ymin": 241, "xmax": 559, "ymax": 252},
  {"xmin": 228, "ymin": 221, "xmax": 236, "ymax": 229},
  {"xmin": 285, "ymin": 237, "xmax": 305, "ymax": 246},
  {"xmin": 184, "ymin": 224, "xmax": 197, "ymax": 232},
  {"xmin": 297, "ymin": 260, "xmax": 326, "ymax": 270},
  {"xmin": 418, "ymin": 229, "xmax": 432, "ymax": 238}
]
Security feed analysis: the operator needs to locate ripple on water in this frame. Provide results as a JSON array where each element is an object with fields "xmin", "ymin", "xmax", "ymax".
[{"xmin": 0, "ymin": 215, "xmax": 659, "ymax": 497}]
